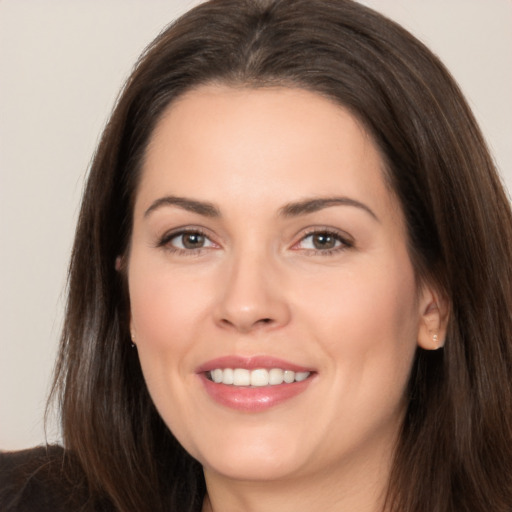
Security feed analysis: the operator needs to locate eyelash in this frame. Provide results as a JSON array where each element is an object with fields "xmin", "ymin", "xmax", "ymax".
[
  {"xmin": 293, "ymin": 228, "xmax": 354, "ymax": 256},
  {"xmin": 157, "ymin": 228, "xmax": 353, "ymax": 256},
  {"xmin": 157, "ymin": 228, "xmax": 214, "ymax": 257}
]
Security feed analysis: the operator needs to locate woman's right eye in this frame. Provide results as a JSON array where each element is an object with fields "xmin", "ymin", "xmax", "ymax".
[{"xmin": 160, "ymin": 230, "xmax": 217, "ymax": 252}]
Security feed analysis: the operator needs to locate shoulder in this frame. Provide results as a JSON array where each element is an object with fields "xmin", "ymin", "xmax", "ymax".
[{"xmin": 0, "ymin": 445, "xmax": 98, "ymax": 512}]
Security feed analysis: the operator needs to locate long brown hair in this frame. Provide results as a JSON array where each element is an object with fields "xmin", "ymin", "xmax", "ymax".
[{"xmin": 49, "ymin": 1, "xmax": 512, "ymax": 510}]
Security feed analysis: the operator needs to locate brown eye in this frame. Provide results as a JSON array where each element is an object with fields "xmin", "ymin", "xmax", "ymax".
[
  {"xmin": 166, "ymin": 231, "xmax": 215, "ymax": 251},
  {"xmin": 295, "ymin": 230, "xmax": 351, "ymax": 254},
  {"xmin": 181, "ymin": 233, "xmax": 206, "ymax": 249},
  {"xmin": 311, "ymin": 233, "xmax": 337, "ymax": 250}
]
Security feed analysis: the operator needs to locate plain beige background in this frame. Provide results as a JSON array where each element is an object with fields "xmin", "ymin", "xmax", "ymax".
[{"xmin": 1, "ymin": 0, "xmax": 511, "ymax": 450}]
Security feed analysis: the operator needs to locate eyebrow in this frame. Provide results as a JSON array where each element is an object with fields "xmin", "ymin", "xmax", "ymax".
[
  {"xmin": 144, "ymin": 196, "xmax": 221, "ymax": 218},
  {"xmin": 279, "ymin": 197, "xmax": 379, "ymax": 221},
  {"xmin": 143, "ymin": 195, "xmax": 378, "ymax": 221}
]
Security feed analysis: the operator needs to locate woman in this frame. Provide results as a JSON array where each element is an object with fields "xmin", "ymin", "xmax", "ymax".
[{"xmin": 2, "ymin": 0, "xmax": 511, "ymax": 511}]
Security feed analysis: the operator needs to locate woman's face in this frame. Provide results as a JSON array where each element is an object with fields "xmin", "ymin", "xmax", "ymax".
[{"xmin": 128, "ymin": 85, "xmax": 439, "ymax": 484}]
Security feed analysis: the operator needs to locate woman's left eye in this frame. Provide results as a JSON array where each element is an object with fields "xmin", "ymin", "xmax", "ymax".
[{"xmin": 294, "ymin": 231, "xmax": 352, "ymax": 253}]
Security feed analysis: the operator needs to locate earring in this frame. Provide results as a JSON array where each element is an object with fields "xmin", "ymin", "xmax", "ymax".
[{"xmin": 130, "ymin": 330, "xmax": 136, "ymax": 349}]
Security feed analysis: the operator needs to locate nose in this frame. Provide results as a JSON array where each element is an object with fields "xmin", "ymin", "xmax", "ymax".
[{"xmin": 213, "ymin": 249, "xmax": 291, "ymax": 333}]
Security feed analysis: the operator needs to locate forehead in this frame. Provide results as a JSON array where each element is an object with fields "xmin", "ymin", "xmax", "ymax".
[
  {"xmin": 137, "ymin": 85, "xmax": 396, "ymax": 221},
  {"xmin": 146, "ymin": 85, "xmax": 373, "ymax": 162}
]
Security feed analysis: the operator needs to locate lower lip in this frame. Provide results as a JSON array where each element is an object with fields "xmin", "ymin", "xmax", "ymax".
[{"xmin": 199, "ymin": 374, "xmax": 314, "ymax": 412}]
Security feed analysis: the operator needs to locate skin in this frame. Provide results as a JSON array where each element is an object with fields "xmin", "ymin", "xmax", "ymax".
[{"xmin": 127, "ymin": 85, "xmax": 446, "ymax": 512}]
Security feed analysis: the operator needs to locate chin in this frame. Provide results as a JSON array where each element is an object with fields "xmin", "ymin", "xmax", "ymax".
[
  {"xmin": 189, "ymin": 428, "xmax": 311, "ymax": 482},
  {"xmin": 202, "ymin": 452, "xmax": 303, "ymax": 482}
]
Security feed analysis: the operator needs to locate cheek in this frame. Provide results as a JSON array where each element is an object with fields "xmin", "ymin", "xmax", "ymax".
[
  {"xmin": 295, "ymin": 259, "xmax": 420, "ymax": 452},
  {"xmin": 129, "ymin": 260, "xmax": 209, "ymax": 351},
  {"xmin": 300, "ymin": 255, "xmax": 420, "ymax": 383},
  {"xmin": 127, "ymin": 258, "xmax": 210, "ymax": 436},
  {"xmin": 127, "ymin": 255, "xmax": 216, "ymax": 424}
]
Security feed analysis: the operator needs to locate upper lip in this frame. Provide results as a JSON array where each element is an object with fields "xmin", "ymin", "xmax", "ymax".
[{"xmin": 196, "ymin": 355, "xmax": 313, "ymax": 373}]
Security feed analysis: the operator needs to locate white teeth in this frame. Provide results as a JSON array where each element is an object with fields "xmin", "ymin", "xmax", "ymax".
[
  {"xmin": 233, "ymin": 368, "xmax": 251, "ymax": 386},
  {"xmin": 283, "ymin": 370, "xmax": 295, "ymax": 383},
  {"xmin": 268, "ymin": 368, "xmax": 284, "ymax": 385},
  {"xmin": 208, "ymin": 368, "xmax": 311, "ymax": 386},
  {"xmin": 250, "ymin": 369, "xmax": 269, "ymax": 387},
  {"xmin": 212, "ymin": 369, "xmax": 223, "ymax": 383},
  {"xmin": 222, "ymin": 368, "xmax": 234, "ymax": 385},
  {"xmin": 295, "ymin": 371, "xmax": 310, "ymax": 382}
]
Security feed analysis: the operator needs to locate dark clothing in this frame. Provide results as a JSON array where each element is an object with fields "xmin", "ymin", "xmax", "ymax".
[{"xmin": 0, "ymin": 446, "xmax": 100, "ymax": 511}]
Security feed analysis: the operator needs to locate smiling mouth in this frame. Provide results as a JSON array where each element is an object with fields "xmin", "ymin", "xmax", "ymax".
[{"xmin": 207, "ymin": 368, "xmax": 311, "ymax": 387}]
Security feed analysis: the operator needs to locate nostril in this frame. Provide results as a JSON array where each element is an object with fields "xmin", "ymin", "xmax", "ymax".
[{"xmin": 219, "ymin": 316, "xmax": 274, "ymax": 331}]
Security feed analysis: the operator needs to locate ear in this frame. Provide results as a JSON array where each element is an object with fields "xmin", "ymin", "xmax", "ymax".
[
  {"xmin": 416, "ymin": 283, "xmax": 450, "ymax": 350},
  {"xmin": 129, "ymin": 316, "xmax": 136, "ymax": 346}
]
